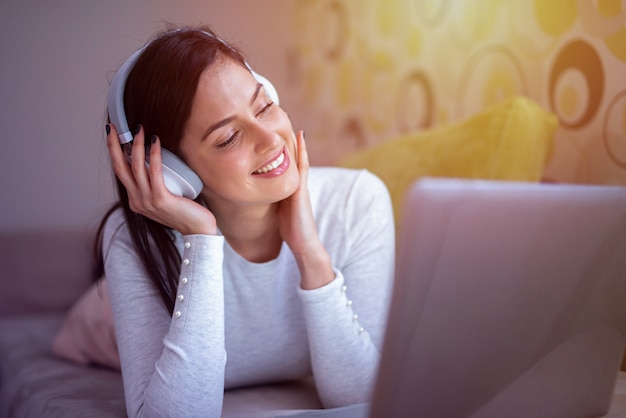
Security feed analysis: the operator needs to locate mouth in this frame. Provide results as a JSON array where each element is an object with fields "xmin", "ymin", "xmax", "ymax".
[{"xmin": 253, "ymin": 148, "xmax": 287, "ymax": 175}]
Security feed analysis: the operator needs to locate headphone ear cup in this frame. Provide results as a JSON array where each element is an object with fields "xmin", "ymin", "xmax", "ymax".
[
  {"xmin": 249, "ymin": 69, "xmax": 280, "ymax": 105},
  {"xmin": 158, "ymin": 149, "xmax": 204, "ymax": 199}
]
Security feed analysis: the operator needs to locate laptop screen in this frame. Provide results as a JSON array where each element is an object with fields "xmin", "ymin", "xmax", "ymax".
[{"xmin": 371, "ymin": 178, "xmax": 626, "ymax": 418}]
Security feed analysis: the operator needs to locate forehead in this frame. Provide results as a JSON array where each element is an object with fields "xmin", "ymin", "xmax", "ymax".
[
  {"xmin": 190, "ymin": 57, "xmax": 256, "ymax": 113},
  {"xmin": 184, "ymin": 57, "xmax": 258, "ymax": 134},
  {"xmin": 198, "ymin": 56, "xmax": 253, "ymax": 92}
]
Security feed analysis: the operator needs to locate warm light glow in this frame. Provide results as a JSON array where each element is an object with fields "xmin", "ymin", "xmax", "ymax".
[{"xmin": 292, "ymin": 0, "xmax": 626, "ymax": 185}]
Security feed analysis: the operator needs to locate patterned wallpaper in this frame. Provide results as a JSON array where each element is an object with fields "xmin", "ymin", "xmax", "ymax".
[{"xmin": 286, "ymin": 0, "xmax": 626, "ymax": 185}]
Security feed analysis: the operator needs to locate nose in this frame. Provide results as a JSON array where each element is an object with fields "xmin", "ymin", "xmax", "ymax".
[{"xmin": 250, "ymin": 121, "xmax": 281, "ymax": 154}]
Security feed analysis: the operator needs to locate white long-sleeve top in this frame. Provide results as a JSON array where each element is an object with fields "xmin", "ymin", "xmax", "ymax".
[{"xmin": 102, "ymin": 167, "xmax": 395, "ymax": 418}]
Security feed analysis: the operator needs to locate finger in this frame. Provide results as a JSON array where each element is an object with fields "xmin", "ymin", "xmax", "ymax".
[
  {"xmin": 297, "ymin": 130, "xmax": 310, "ymax": 183},
  {"xmin": 130, "ymin": 125, "xmax": 145, "ymax": 173},
  {"xmin": 130, "ymin": 125, "xmax": 152, "ymax": 196},
  {"xmin": 147, "ymin": 135, "xmax": 168, "ymax": 196},
  {"xmin": 292, "ymin": 131, "xmax": 299, "ymax": 165},
  {"xmin": 106, "ymin": 123, "xmax": 137, "ymax": 190},
  {"xmin": 296, "ymin": 131, "xmax": 306, "ymax": 167}
]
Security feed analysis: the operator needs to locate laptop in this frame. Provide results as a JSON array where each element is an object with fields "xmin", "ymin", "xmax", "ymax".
[{"xmin": 284, "ymin": 177, "xmax": 626, "ymax": 418}]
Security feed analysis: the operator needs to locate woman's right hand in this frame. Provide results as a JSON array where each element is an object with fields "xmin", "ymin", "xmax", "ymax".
[{"xmin": 106, "ymin": 124, "xmax": 217, "ymax": 236}]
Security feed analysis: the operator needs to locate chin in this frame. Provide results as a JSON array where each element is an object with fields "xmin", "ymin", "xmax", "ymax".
[{"xmin": 278, "ymin": 171, "xmax": 301, "ymax": 199}]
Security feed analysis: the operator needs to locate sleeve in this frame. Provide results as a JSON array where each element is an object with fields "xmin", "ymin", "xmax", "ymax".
[
  {"xmin": 102, "ymin": 213, "xmax": 227, "ymax": 418},
  {"xmin": 297, "ymin": 170, "xmax": 396, "ymax": 408}
]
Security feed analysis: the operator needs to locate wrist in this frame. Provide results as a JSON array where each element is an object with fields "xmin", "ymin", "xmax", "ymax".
[
  {"xmin": 176, "ymin": 206, "xmax": 218, "ymax": 236},
  {"xmin": 180, "ymin": 226, "xmax": 218, "ymax": 236},
  {"xmin": 297, "ymin": 245, "xmax": 334, "ymax": 290},
  {"xmin": 178, "ymin": 218, "xmax": 218, "ymax": 236}
]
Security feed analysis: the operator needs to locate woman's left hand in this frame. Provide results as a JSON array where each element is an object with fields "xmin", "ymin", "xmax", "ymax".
[{"xmin": 278, "ymin": 131, "xmax": 334, "ymax": 290}]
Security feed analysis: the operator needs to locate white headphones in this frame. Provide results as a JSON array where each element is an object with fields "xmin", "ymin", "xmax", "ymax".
[{"xmin": 107, "ymin": 29, "xmax": 280, "ymax": 199}]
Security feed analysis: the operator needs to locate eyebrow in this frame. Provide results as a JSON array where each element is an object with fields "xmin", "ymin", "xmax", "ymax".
[{"xmin": 201, "ymin": 83, "xmax": 264, "ymax": 141}]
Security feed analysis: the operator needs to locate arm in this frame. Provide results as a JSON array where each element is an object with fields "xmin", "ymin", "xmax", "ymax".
[
  {"xmin": 277, "ymin": 132, "xmax": 394, "ymax": 407},
  {"xmin": 277, "ymin": 131, "xmax": 335, "ymax": 290},
  {"xmin": 104, "ymin": 125, "xmax": 226, "ymax": 416},
  {"xmin": 103, "ymin": 216, "xmax": 227, "ymax": 417},
  {"xmin": 299, "ymin": 171, "xmax": 396, "ymax": 407}
]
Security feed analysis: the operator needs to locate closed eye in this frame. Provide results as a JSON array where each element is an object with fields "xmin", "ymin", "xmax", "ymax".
[
  {"xmin": 257, "ymin": 101, "xmax": 274, "ymax": 118},
  {"xmin": 217, "ymin": 131, "xmax": 240, "ymax": 149}
]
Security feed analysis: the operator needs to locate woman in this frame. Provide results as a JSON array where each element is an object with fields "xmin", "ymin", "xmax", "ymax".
[{"xmin": 99, "ymin": 24, "xmax": 395, "ymax": 417}]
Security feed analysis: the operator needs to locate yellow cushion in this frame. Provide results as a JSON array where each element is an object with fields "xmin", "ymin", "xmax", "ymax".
[{"xmin": 338, "ymin": 97, "xmax": 558, "ymax": 228}]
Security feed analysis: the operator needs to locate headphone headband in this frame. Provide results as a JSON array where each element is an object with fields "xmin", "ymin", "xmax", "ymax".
[
  {"xmin": 107, "ymin": 48, "xmax": 143, "ymax": 144},
  {"xmin": 107, "ymin": 28, "xmax": 279, "ymax": 145}
]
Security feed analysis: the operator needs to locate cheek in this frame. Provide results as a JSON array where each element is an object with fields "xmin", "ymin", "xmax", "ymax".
[
  {"xmin": 287, "ymin": 162, "xmax": 302, "ymax": 191},
  {"xmin": 196, "ymin": 157, "xmax": 246, "ymax": 188}
]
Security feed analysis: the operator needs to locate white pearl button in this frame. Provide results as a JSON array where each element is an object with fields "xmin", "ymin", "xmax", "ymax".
[
  {"xmin": 181, "ymin": 277, "xmax": 188, "ymax": 284},
  {"xmin": 184, "ymin": 242, "xmax": 191, "ymax": 249},
  {"xmin": 341, "ymin": 285, "xmax": 347, "ymax": 293},
  {"xmin": 182, "ymin": 259, "xmax": 190, "ymax": 265},
  {"xmin": 174, "ymin": 311, "xmax": 181, "ymax": 318},
  {"xmin": 352, "ymin": 314, "xmax": 358, "ymax": 321},
  {"xmin": 358, "ymin": 327, "xmax": 365, "ymax": 334},
  {"xmin": 346, "ymin": 300, "xmax": 352, "ymax": 307},
  {"xmin": 177, "ymin": 294, "xmax": 184, "ymax": 302}
]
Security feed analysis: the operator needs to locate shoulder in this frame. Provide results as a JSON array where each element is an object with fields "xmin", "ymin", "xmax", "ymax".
[
  {"xmin": 100, "ymin": 207, "xmax": 131, "ymax": 257},
  {"xmin": 307, "ymin": 168, "xmax": 395, "ymax": 268},
  {"xmin": 308, "ymin": 167, "xmax": 392, "ymax": 226},
  {"xmin": 102, "ymin": 207, "xmax": 126, "ymax": 241},
  {"xmin": 308, "ymin": 167, "xmax": 389, "ymax": 203}
]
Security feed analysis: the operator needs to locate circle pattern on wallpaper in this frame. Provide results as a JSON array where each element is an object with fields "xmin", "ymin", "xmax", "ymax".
[
  {"xmin": 578, "ymin": 1, "xmax": 626, "ymax": 40},
  {"xmin": 337, "ymin": 60, "xmax": 358, "ymax": 108},
  {"xmin": 533, "ymin": 0, "xmax": 577, "ymax": 37},
  {"xmin": 363, "ymin": 52, "xmax": 396, "ymax": 132},
  {"xmin": 507, "ymin": 1, "xmax": 561, "ymax": 59},
  {"xmin": 549, "ymin": 39, "xmax": 604, "ymax": 130},
  {"xmin": 339, "ymin": 116, "xmax": 368, "ymax": 149},
  {"xmin": 293, "ymin": 0, "xmax": 316, "ymax": 51},
  {"xmin": 375, "ymin": 0, "xmax": 404, "ymax": 37},
  {"xmin": 603, "ymin": 91, "xmax": 626, "ymax": 169},
  {"xmin": 605, "ymin": 28, "xmax": 626, "ymax": 63},
  {"xmin": 302, "ymin": 61, "xmax": 325, "ymax": 103},
  {"xmin": 395, "ymin": 70, "xmax": 434, "ymax": 133},
  {"xmin": 451, "ymin": 0, "xmax": 504, "ymax": 47},
  {"xmin": 456, "ymin": 45, "xmax": 527, "ymax": 118},
  {"xmin": 552, "ymin": 69, "xmax": 590, "ymax": 126},
  {"xmin": 314, "ymin": 0, "xmax": 349, "ymax": 61}
]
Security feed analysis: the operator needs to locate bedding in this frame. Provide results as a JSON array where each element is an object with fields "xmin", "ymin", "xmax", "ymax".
[
  {"xmin": 0, "ymin": 316, "xmax": 126, "ymax": 418},
  {"xmin": 52, "ymin": 279, "xmax": 119, "ymax": 370},
  {"xmin": 2, "ymin": 313, "xmax": 625, "ymax": 417}
]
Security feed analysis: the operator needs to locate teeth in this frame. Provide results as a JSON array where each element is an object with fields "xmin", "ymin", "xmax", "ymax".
[{"xmin": 255, "ymin": 152, "xmax": 285, "ymax": 174}]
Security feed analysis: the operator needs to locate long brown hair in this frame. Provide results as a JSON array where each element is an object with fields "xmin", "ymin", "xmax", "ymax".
[{"xmin": 95, "ymin": 25, "xmax": 248, "ymax": 313}]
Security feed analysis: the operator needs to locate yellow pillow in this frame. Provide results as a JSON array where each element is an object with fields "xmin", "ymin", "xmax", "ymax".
[{"xmin": 338, "ymin": 97, "xmax": 558, "ymax": 227}]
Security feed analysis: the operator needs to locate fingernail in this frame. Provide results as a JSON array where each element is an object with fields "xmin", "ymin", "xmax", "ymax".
[
  {"xmin": 105, "ymin": 124, "xmax": 111, "ymax": 135},
  {"xmin": 302, "ymin": 130, "xmax": 306, "ymax": 140},
  {"xmin": 135, "ymin": 125, "xmax": 142, "ymax": 135},
  {"xmin": 151, "ymin": 135, "xmax": 157, "ymax": 144}
]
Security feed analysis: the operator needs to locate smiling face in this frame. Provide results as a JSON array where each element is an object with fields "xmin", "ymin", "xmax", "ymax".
[{"xmin": 179, "ymin": 56, "xmax": 300, "ymax": 214}]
